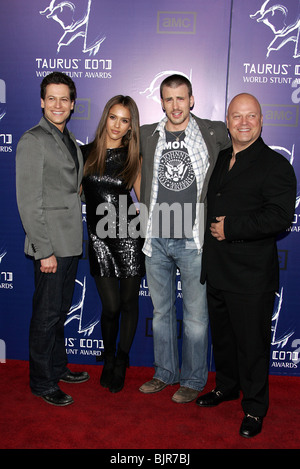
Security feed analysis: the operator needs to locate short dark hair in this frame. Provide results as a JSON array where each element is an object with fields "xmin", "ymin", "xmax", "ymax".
[
  {"xmin": 160, "ymin": 74, "xmax": 193, "ymax": 98},
  {"xmin": 40, "ymin": 72, "xmax": 77, "ymax": 101}
]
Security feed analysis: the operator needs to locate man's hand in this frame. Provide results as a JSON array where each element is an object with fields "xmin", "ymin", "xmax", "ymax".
[
  {"xmin": 40, "ymin": 255, "xmax": 57, "ymax": 273},
  {"xmin": 210, "ymin": 216, "xmax": 226, "ymax": 241}
]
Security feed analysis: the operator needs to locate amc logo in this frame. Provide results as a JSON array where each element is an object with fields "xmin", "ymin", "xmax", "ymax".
[
  {"xmin": 262, "ymin": 104, "xmax": 299, "ymax": 127},
  {"xmin": 157, "ymin": 11, "xmax": 196, "ymax": 35},
  {"xmin": 71, "ymin": 98, "xmax": 91, "ymax": 121}
]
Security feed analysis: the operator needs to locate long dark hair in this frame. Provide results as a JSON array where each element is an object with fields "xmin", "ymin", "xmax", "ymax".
[{"xmin": 84, "ymin": 95, "xmax": 140, "ymax": 188}]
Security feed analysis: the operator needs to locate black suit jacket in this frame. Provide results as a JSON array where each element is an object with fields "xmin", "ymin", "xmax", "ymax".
[{"xmin": 201, "ymin": 137, "xmax": 296, "ymax": 293}]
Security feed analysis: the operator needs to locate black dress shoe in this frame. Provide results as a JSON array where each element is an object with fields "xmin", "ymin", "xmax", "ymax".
[
  {"xmin": 239, "ymin": 415, "xmax": 263, "ymax": 438},
  {"xmin": 196, "ymin": 389, "xmax": 239, "ymax": 407},
  {"xmin": 60, "ymin": 370, "xmax": 90, "ymax": 383},
  {"xmin": 41, "ymin": 389, "xmax": 74, "ymax": 406}
]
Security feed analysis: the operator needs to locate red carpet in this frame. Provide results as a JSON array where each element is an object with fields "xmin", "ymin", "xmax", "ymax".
[{"xmin": 0, "ymin": 360, "xmax": 299, "ymax": 450}]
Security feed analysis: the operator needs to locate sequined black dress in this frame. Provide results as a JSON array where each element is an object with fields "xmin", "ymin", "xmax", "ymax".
[{"xmin": 81, "ymin": 144, "xmax": 145, "ymax": 278}]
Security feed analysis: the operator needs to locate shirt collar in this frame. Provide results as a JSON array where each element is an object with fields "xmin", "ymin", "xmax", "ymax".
[
  {"xmin": 43, "ymin": 116, "xmax": 69, "ymax": 140},
  {"xmin": 231, "ymin": 136, "xmax": 264, "ymax": 160},
  {"xmin": 152, "ymin": 113, "xmax": 195, "ymax": 137}
]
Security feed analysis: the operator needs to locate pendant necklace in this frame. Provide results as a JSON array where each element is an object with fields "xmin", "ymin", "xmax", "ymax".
[{"xmin": 166, "ymin": 129, "xmax": 185, "ymax": 142}]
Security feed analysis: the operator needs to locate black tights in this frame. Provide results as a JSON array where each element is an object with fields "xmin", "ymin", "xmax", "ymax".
[{"xmin": 94, "ymin": 276, "xmax": 141, "ymax": 355}]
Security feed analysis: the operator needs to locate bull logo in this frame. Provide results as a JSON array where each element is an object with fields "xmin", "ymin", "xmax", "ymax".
[
  {"xmin": 40, "ymin": 0, "xmax": 105, "ymax": 55},
  {"xmin": 0, "ymin": 79, "xmax": 6, "ymax": 121},
  {"xmin": 250, "ymin": 0, "xmax": 300, "ymax": 58},
  {"xmin": 140, "ymin": 70, "xmax": 193, "ymax": 104},
  {"xmin": 65, "ymin": 276, "xmax": 99, "ymax": 336}
]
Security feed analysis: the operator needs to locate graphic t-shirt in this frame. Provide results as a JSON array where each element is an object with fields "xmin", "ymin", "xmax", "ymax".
[{"xmin": 153, "ymin": 130, "xmax": 197, "ymax": 238}]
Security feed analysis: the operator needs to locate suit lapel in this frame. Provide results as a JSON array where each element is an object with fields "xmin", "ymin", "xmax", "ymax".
[
  {"xmin": 144, "ymin": 130, "xmax": 159, "ymax": 203},
  {"xmin": 219, "ymin": 141, "xmax": 262, "ymax": 188},
  {"xmin": 196, "ymin": 118, "xmax": 215, "ymax": 168},
  {"xmin": 70, "ymin": 132, "xmax": 83, "ymax": 189},
  {"xmin": 39, "ymin": 117, "xmax": 74, "ymax": 162},
  {"xmin": 213, "ymin": 150, "xmax": 231, "ymax": 190},
  {"xmin": 39, "ymin": 117, "xmax": 83, "ymax": 188}
]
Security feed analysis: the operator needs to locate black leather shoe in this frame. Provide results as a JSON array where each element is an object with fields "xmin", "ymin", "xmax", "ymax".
[
  {"xmin": 196, "ymin": 389, "xmax": 239, "ymax": 407},
  {"xmin": 60, "ymin": 370, "xmax": 90, "ymax": 383},
  {"xmin": 239, "ymin": 415, "xmax": 263, "ymax": 438},
  {"xmin": 41, "ymin": 389, "xmax": 74, "ymax": 406}
]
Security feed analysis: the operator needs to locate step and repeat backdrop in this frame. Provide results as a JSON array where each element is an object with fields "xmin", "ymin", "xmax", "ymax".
[{"xmin": 1, "ymin": 0, "xmax": 299, "ymax": 375}]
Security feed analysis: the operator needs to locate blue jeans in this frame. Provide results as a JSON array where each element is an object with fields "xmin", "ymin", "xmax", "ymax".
[
  {"xmin": 30, "ymin": 256, "xmax": 79, "ymax": 395},
  {"xmin": 145, "ymin": 238, "xmax": 208, "ymax": 391}
]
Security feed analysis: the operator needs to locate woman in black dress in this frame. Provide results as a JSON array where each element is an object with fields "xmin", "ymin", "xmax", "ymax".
[{"xmin": 81, "ymin": 96, "xmax": 144, "ymax": 393}]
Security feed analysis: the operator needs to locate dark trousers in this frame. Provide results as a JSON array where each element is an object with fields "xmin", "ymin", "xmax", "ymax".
[
  {"xmin": 207, "ymin": 283, "xmax": 275, "ymax": 417},
  {"xmin": 29, "ymin": 256, "xmax": 79, "ymax": 395}
]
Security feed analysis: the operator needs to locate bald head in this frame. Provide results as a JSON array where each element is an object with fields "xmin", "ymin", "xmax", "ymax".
[
  {"xmin": 227, "ymin": 93, "xmax": 262, "ymax": 116},
  {"xmin": 226, "ymin": 93, "xmax": 263, "ymax": 153}
]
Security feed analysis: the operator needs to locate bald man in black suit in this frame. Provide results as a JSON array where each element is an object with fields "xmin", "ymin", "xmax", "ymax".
[{"xmin": 198, "ymin": 93, "xmax": 296, "ymax": 438}]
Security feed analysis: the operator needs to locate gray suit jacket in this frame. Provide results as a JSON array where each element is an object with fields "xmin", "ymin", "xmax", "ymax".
[
  {"xmin": 16, "ymin": 116, "xmax": 83, "ymax": 260},
  {"xmin": 139, "ymin": 114, "xmax": 230, "ymax": 238}
]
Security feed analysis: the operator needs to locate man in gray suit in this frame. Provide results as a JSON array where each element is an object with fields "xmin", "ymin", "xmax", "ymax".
[
  {"xmin": 139, "ymin": 75, "xmax": 230, "ymax": 403},
  {"xmin": 16, "ymin": 72, "xmax": 89, "ymax": 406}
]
